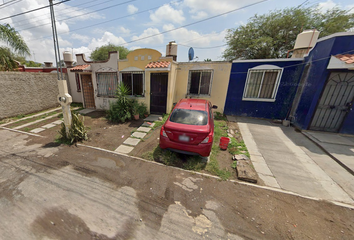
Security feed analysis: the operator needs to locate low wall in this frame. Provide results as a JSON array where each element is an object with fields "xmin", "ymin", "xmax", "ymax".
[{"xmin": 0, "ymin": 72, "xmax": 60, "ymax": 119}]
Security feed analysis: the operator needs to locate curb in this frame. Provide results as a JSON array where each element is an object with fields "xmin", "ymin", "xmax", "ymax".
[
  {"xmin": 77, "ymin": 143, "xmax": 354, "ymax": 210},
  {"xmin": 0, "ymin": 126, "xmax": 43, "ymax": 138}
]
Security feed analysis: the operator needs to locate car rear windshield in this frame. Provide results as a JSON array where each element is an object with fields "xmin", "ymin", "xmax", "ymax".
[{"xmin": 169, "ymin": 109, "xmax": 208, "ymax": 125}]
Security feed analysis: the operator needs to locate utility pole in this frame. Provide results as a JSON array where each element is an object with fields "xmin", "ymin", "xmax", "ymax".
[{"xmin": 49, "ymin": 0, "xmax": 72, "ymax": 136}]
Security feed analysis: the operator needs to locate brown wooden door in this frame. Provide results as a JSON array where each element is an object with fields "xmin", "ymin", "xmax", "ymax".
[
  {"xmin": 150, "ymin": 73, "xmax": 168, "ymax": 114},
  {"xmin": 81, "ymin": 74, "xmax": 95, "ymax": 109}
]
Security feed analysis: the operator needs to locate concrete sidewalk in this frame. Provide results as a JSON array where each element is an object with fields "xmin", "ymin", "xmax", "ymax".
[
  {"xmin": 303, "ymin": 131, "xmax": 354, "ymax": 175},
  {"xmin": 227, "ymin": 116, "xmax": 354, "ymax": 205}
]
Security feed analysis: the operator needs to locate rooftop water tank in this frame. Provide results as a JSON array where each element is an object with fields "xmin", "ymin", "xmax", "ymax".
[
  {"xmin": 166, "ymin": 41, "xmax": 177, "ymax": 61},
  {"xmin": 63, "ymin": 51, "xmax": 73, "ymax": 67},
  {"xmin": 294, "ymin": 29, "xmax": 319, "ymax": 50}
]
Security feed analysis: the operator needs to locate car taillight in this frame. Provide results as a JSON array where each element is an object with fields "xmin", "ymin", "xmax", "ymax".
[
  {"xmin": 160, "ymin": 126, "xmax": 168, "ymax": 138},
  {"xmin": 201, "ymin": 132, "xmax": 213, "ymax": 143}
]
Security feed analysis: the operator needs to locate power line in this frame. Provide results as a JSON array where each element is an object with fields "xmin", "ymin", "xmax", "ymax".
[
  {"xmin": 12, "ymin": 0, "xmax": 122, "ymax": 28},
  {"xmin": 70, "ymin": 0, "xmax": 267, "ymax": 56},
  {"xmin": 0, "ymin": 0, "xmax": 22, "ymax": 9},
  {"xmin": 230, "ymin": 48, "xmax": 354, "ymax": 75},
  {"xmin": 179, "ymin": 43, "xmax": 227, "ymax": 49},
  {"xmin": 16, "ymin": 0, "xmax": 136, "ymax": 32},
  {"xmin": 0, "ymin": 0, "xmax": 70, "ymax": 21}
]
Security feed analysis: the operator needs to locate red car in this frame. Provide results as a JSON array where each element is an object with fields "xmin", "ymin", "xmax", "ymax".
[{"xmin": 159, "ymin": 99, "xmax": 217, "ymax": 157}]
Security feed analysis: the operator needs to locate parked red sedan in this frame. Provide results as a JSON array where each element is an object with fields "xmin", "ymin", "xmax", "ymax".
[{"xmin": 159, "ymin": 99, "xmax": 217, "ymax": 157}]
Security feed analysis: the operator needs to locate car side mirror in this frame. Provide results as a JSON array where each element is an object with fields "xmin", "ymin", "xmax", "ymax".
[{"xmin": 212, "ymin": 105, "xmax": 218, "ymax": 109}]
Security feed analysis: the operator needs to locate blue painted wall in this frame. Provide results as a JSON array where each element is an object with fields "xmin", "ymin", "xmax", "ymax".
[
  {"xmin": 224, "ymin": 60, "xmax": 303, "ymax": 119},
  {"xmin": 293, "ymin": 34, "xmax": 354, "ymax": 134}
]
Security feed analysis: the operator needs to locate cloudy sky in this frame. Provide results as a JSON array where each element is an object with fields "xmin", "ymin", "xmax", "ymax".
[{"xmin": 0, "ymin": 0, "xmax": 353, "ymax": 64}]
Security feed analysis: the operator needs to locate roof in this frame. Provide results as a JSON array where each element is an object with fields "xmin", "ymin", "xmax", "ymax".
[
  {"xmin": 145, "ymin": 61, "xmax": 170, "ymax": 69},
  {"xmin": 335, "ymin": 54, "xmax": 354, "ymax": 64},
  {"xmin": 70, "ymin": 64, "xmax": 91, "ymax": 72}
]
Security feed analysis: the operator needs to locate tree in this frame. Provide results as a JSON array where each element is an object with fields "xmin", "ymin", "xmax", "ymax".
[
  {"xmin": 90, "ymin": 43, "xmax": 130, "ymax": 61},
  {"xmin": 0, "ymin": 23, "xmax": 30, "ymax": 70},
  {"xmin": 223, "ymin": 7, "xmax": 354, "ymax": 60},
  {"xmin": 14, "ymin": 55, "xmax": 42, "ymax": 67}
]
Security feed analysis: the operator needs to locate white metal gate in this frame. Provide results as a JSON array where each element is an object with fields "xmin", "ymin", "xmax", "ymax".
[{"xmin": 310, "ymin": 72, "xmax": 354, "ymax": 132}]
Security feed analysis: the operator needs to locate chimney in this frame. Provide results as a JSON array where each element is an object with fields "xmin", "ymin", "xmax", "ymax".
[
  {"xmin": 44, "ymin": 62, "xmax": 53, "ymax": 67},
  {"xmin": 166, "ymin": 41, "xmax": 177, "ymax": 61}
]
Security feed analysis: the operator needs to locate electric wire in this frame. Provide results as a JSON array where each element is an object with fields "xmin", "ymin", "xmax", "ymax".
[
  {"xmin": 16, "ymin": 0, "xmax": 137, "ymax": 32},
  {"xmin": 14, "ymin": 0, "xmax": 137, "ymax": 31},
  {"xmin": 0, "ymin": 0, "xmax": 70, "ymax": 21},
  {"xmin": 0, "ymin": 0, "xmax": 22, "ymax": 10},
  {"xmin": 10, "ymin": 0, "xmax": 110, "ymax": 26}
]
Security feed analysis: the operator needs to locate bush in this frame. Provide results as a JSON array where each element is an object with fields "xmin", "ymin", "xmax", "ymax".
[
  {"xmin": 137, "ymin": 102, "xmax": 148, "ymax": 118},
  {"xmin": 107, "ymin": 83, "xmax": 132, "ymax": 123},
  {"xmin": 58, "ymin": 112, "xmax": 88, "ymax": 144}
]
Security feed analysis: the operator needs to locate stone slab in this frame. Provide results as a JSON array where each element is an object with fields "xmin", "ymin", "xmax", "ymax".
[
  {"xmin": 142, "ymin": 122, "xmax": 155, "ymax": 128},
  {"xmin": 123, "ymin": 137, "xmax": 141, "ymax": 146},
  {"xmin": 137, "ymin": 127, "xmax": 151, "ymax": 133},
  {"xmin": 144, "ymin": 114, "xmax": 162, "ymax": 122},
  {"xmin": 236, "ymin": 159, "xmax": 258, "ymax": 183},
  {"xmin": 30, "ymin": 128, "xmax": 45, "ymax": 133},
  {"xmin": 52, "ymin": 120, "xmax": 62, "ymax": 125},
  {"xmin": 115, "ymin": 145, "xmax": 134, "ymax": 154},
  {"xmin": 42, "ymin": 123, "xmax": 56, "ymax": 129},
  {"xmin": 78, "ymin": 109, "xmax": 95, "ymax": 115},
  {"xmin": 132, "ymin": 132, "xmax": 146, "ymax": 139}
]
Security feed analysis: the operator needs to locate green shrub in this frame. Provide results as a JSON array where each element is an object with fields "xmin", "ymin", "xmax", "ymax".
[
  {"xmin": 58, "ymin": 112, "xmax": 88, "ymax": 144},
  {"xmin": 107, "ymin": 83, "xmax": 133, "ymax": 123},
  {"xmin": 137, "ymin": 102, "xmax": 148, "ymax": 118}
]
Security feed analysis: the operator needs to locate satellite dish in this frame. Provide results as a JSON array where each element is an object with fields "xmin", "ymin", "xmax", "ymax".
[{"xmin": 188, "ymin": 47, "xmax": 194, "ymax": 61}]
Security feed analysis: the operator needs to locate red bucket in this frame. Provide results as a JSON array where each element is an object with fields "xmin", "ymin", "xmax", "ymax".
[{"xmin": 219, "ymin": 137, "xmax": 230, "ymax": 150}]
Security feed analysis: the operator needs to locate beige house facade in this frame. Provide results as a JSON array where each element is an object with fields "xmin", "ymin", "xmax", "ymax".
[{"xmin": 67, "ymin": 48, "xmax": 231, "ymax": 114}]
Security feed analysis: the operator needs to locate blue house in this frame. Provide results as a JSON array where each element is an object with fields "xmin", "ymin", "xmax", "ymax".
[{"xmin": 224, "ymin": 32, "xmax": 354, "ymax": 134}]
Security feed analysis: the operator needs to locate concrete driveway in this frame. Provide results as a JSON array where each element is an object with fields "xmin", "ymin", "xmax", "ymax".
[{"xmin": 230, "ymin": 116, "xmax": 354, "ymax": 205}]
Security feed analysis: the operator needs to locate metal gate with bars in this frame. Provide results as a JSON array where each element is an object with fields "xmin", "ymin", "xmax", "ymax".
[{"xmin": 310, "ymin": 72, "xmax": 354, "ymax": 132}]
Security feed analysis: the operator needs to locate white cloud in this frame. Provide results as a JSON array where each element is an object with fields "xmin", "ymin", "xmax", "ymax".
[
  {"xmin": 183, "ymin": 0, "xmax": 249, "ymax": 14},
  {"xmin": 162, "ymin": 24, "xmax": 226, "ymax": 47},
  {"xmin": 150, "ymin": 4, "xmax": 185, "ymax": 25},
  {"xmin": 71, "ymin": 33, "xmax": 90, "ymax": 43},
  {"xmin": 118, "ymin": 26, "xmax": 131, "ymax": 35},
  {"xmin": 127, "ymin": 4, "xmax": 138, "ymax": 14},
  {"xmin": 131, "ymin": 28, "xmax": 164, "ymax": 45},
  {"xmin": 317, "ymin": 0, "xmax": 337, "ymax": 13},
  {"xmin": 190, "ymin": 10, "xmax": 208, "ymax": 19},
  {"xmin": 88, "ymin": 32, "xmax": 127, "ymax": 50}
]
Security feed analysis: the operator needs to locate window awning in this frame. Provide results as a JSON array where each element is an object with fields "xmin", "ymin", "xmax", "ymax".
[
  {"xmin": 70, "ymin": 64, "xmax": 91, "ymax": 72},
  {"xmin": 328, "ymin": 54, "xmax": 354, "ymax": 69}
]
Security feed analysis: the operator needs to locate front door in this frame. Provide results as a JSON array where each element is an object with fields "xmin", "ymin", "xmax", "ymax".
[
  {"xmin": 310, "ymin": 72, "xmax": 354, "ymax": 132},
  {"xmin": 150, "ymin": 73, "xmax": 168, "ymax": 114},
  {"xmin": 81, "ymin": 74, "xmax": 96, "ymax": 109}
]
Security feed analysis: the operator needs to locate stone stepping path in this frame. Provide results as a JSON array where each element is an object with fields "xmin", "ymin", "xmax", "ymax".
[
  {"xmin": 30, "ymin": 120, "xmax": 62, "ymax": 133},
  {"xmin": 115, "ymin": 118, "xmax": 160, "ymax": 154}
]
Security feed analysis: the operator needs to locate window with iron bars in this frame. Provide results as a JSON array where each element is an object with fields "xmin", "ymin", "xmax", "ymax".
[
  {"xmin": 121, "ymin": 72, "xmax": 144, "ymax": 96},
  {"xmin": 188, "ymin": 70, "xmax": 213, "ymax": 96},
  {"xmin": 75, "ymin": 73, "xmax": 81, "ymax": 92},
  {"xmin": 243, "ymin": 69, "xmax": 282, "ymax": 101},
  {"xmin": 96, "ymin": 72, "xmax": 118, "ymax": 97}
]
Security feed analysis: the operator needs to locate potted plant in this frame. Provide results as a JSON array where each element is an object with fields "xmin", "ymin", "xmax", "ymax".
[{"xmin": 131, "ymin": 100, "xmax": 140, "ymax": 120}]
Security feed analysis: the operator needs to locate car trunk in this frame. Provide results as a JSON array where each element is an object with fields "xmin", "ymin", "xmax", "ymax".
[{"xmin": 164, "ymin": 121, "xmax": 210, "ymax": 145}]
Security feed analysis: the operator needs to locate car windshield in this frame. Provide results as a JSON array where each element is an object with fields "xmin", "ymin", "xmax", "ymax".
[{"xmin": 169, "ymin": 109, "xmax": 208, "ymax": 125}]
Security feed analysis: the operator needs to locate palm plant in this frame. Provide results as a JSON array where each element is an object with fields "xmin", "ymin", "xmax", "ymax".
[
  {"xmin": 0, "ymin": 23, "xmax": 30, "ymax": 71},
  {"xmin": 107, "ymin": 83, "xmax": 133, "ymax": 123}
]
